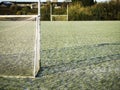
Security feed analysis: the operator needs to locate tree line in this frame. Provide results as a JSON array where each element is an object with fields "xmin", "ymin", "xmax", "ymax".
[
  {"xmin": 68, "ymin": 0, "xmax": 120, "ymax": 20},
  {"xmin": 0, "ymin": 0, "xmax": 120, "ymax": 20},
  {"xmin": 0, "ymin": 4, "xmax": 37, "ymax": 15},
  {"xmin": 41, "ymin": 0, "xmax": 120, "ymax": 20}
]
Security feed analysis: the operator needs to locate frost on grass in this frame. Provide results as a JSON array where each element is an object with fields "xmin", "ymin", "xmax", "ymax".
[
  {"xmin": 0, "ymin": 21, "xmax": 36, "ymax": 76},
  {"xmin": 0, "ymin": 21, "xmax": 120, "ymax": 90}
]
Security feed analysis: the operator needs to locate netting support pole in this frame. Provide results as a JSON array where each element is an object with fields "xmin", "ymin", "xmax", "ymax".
[
  {"xmin": 37, "ymin": 0, "xmax": 40, "ymax": 76},
  {"xmin": 37, "ymin": 0, "xmax": 40, "ymax": 77},
  {"xmin": 33, "ymin": 0, "xmax": 40, "ymax": 77},
  {"xmin": 38, "ymin": 0, "xmax": 40, "ymax": 17}
]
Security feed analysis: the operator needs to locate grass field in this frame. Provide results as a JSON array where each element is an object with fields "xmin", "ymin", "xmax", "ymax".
[
  {"xmin": 0, "ymin": 21, "xmax": 120, "ymax": 90},
  {"xmin": 0, "ymin": 21, "xmax": 36, "ymax": 76}
]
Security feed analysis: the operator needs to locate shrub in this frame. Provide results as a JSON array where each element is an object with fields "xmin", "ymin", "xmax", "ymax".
[
  {"xmin": 69, "ymin": 1, "xmax": 120, "ymax": 20},
  {"xmin": 68, "ymin": 2, "xmax": 92, "ymax": 20},
  {"xmin": 41, "ymin": 4, "xmax": 50, "ymax": 21},
  {"xmin": 52, "ymin": 7, "xmax": 67, "ymax": 15},
  {"xmin": 52, "ymin": 15, "xmax": 67, "ymax": 21}
]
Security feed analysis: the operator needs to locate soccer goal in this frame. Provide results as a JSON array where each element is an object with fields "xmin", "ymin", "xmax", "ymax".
[{"xmin": 0, "ymin": 0, "xmax": 40, "ymax": 78}]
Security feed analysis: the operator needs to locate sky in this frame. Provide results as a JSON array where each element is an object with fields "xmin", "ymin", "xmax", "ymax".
[{"xmin": 0, "ymin": 0, "xmax": 110, "ymax": 2}]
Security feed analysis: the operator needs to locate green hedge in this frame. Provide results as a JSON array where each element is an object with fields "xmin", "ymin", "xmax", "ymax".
[
  {"xmin": 69, "ymin": 1, "xmax": 120, "ymax": 20},
  {"xmin": 40, "ymin": 4, "xmax": 50, "ymax": 21},
  {"xmin": 0, "ymin": 1, "xmax": 120, "ymax": 20},
  {"xmin": 52, "ymin": 15, "xmax": 67, "ymax": 21},
  {"xmin": 41, "ymin": 1, "xmax": 120, "ymax": 21}
]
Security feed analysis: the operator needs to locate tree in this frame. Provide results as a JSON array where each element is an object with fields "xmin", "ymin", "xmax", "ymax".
[
  {"xmin": 72, "ymin": 0, "xmax": 95, "ymax": 6},
  {"xmin": 21, "ymin": 6, "xmax": 31, "ymax": 15}
]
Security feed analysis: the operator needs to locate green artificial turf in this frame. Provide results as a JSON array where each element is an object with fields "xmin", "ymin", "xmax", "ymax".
[{"xmin": 0, "ymin": 21, "xmax": 120, "ymax": 90}]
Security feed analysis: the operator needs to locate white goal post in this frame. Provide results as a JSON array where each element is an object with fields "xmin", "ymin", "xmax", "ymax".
[
  {"xmin": 0, "ymin": 0, "xmax": 40, "ymax": 78},
  {"xmin": 34, "ymin": 0, "xmax": 40, "ymax": 78}
]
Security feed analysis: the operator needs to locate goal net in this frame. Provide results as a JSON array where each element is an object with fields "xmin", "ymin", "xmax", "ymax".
[{"xmin": 0, "ymin": 1, "xmax": 40, "ymax": 78}]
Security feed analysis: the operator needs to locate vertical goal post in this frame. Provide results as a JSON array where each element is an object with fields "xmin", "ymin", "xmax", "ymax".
[
  {"xmin": 0, "ymin": 0, "xmax": 40, "ymax": 78},
  {"xmin": 34, "ymin": 0, "xmax": 41, "ymax": 77}
]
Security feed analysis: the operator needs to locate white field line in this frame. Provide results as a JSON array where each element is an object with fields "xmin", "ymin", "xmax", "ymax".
[{"xmin": 0, "ymin": 75, "xmax": 35, "ymax": 78}]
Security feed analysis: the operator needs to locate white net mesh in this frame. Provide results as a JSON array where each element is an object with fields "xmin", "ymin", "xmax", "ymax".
[{"xmin": 0, "ymin": 15, "xmax": 40, "ymax": 77}]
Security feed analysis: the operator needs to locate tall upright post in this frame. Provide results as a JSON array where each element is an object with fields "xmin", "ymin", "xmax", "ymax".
[
  {"xmin": 37, "ymin": 0, "xmax": 40, "ymax": 74},
  {"xmin": 38, "ymin": 0, "xmax": 40, "ymax": 60},
  {"xmin": 34, "ymin": 0, "xmax": 40, "ymax": 77},
  {"xmin": 38, "ymin": 0, "xmax": 40, "ymax": 17}
]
